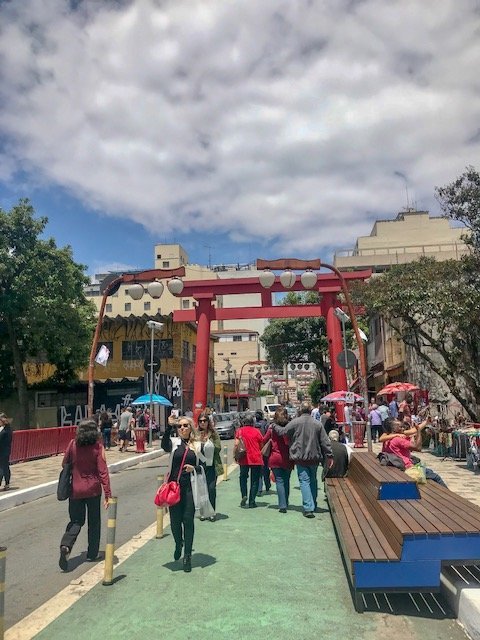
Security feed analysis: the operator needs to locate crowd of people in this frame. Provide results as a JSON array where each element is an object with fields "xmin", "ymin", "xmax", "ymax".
[{"xmin": 48, "ymin": 393, "xmax": 447, "ymax": 574}]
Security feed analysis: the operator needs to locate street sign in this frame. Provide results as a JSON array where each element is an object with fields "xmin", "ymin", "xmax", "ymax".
[
  {"xmin": 336, "ymin": 350, "xmax": 357, "ymax": 369},
  {"xmin": 144, "ymin": 358, "xmax": 161, "ymax": 373}
]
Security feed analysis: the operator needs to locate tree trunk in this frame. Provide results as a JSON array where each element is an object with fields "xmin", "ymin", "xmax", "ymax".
[{"xmin": 5, "ymin": 315, "xmax": 30, "ymax": 426}]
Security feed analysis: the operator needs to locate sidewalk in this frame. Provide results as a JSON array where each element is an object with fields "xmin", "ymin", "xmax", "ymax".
[
  {"xmin": 10, "ymin": 467, "xmax": 470, "ymax": 640},
  {"xmin": 0, "ymin": 443, "xmax": 166, "ymax": 513},
  {"xmin": 2, "ymin": 443, "xmax": 480, "ymax": 640}
]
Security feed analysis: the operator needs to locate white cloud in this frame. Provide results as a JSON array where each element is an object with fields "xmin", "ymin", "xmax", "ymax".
[{"xmin": 0, "ymin": 0, "xmax": 479, "ymax": 255}]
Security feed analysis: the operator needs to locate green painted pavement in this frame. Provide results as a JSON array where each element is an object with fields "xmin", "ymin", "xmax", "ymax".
[{"xmin": 35, "ymin": 470, "xmax": 467, "ymax": 640}]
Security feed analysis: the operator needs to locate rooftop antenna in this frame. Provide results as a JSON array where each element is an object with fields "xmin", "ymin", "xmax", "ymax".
[
  {"xmin": 394, "ymin": 171, "xmax": 412, "ymax": 211},
  {"xmin": 204, "ymin": 244, "xmax": 212, "ymax": 269}
]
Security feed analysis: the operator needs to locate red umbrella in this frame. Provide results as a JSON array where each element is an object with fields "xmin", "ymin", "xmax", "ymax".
[
  {"xmin": 377, "ymin": 382, "xmax": 420, "ymax": 396},
  {"xmin": 321, "ymin": 391, "xmax": 363, "ymax": 403}
]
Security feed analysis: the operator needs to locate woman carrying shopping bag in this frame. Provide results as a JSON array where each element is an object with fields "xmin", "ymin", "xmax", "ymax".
[
  {"xmin": 161, "ymin": 415, "xmax": 206, "ymax": 572},
  {"xmin": 196, "ymin": 412, "xmax": 223, "ymax": 522}
]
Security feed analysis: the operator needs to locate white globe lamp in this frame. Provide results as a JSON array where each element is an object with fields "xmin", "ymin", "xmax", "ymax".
[
  {"xmin": 147, "ymin": 281, "xmax": 164, "ymax": 298},
  {"xmin": 167, "ymin": 277, "xmax": 184, "ymax": 295},
  {"xmin": 258, "ymin": 270, "xmax": 275, "ymax": 288},
  {"xmin": 128, "ymin": 284, "xmax": 144, "ymax": 300},
  {"xmin": 279, "ymin": 270, "xmax": 296, "ymax": 288},
  {"xmin": 300, "ymin": 270, "xmax": 317, "ymax": 289}
]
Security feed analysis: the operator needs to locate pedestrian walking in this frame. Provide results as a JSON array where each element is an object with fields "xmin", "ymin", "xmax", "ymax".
[
  {"xmin": 99, "ymin": 410, "xmax": 112, "ymax": 450},
  {"xmin": 118, "ymin": 406, "xmax": 133, "ymax": 452},
  {"xmin": 161, "ymin": 416, "xmax": 204, "ymax": 572},
  {"xmin": 235, "ymin": 413, "xmax": 263, "ymax": 508},
  {"xmin": 274, "ymin": 402, "xmax": 333, "ymax": 518},
  {"xmin": 255, "ymin": 410, "xmax": 271, "ymax": 495},
  {"xmin": 0, "ymin": 413, "xmax": 13, "ymax": 491},
  {"xmin": 369, "ymin": 404, "xmax": 383, "ymax": 443},
  {"xmin": 58, "ymin": 419, "xmax": 112, "ymax": 571},
  {"xmin": 262, "ymin": 406, "xmax": 294, "ymax": 513},
  {"xmin": 197, "ymin": 412, "xmax": 223, "ymax": 522}
]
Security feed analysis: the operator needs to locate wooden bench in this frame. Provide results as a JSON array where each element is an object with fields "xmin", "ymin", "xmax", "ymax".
[{"xmin": 325, "ymin": 451, "xmax": 480, "ymax": 610}]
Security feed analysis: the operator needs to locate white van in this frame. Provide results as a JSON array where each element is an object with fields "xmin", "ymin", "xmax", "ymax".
[{"xmin": 264, "ymin": 403, "xmax": 281, "ymax": 421}]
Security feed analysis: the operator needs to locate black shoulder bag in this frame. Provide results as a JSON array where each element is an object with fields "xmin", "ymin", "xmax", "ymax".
[{"xmin": 57, "ymin": 441, "xmax": 74, "ymax": 501}]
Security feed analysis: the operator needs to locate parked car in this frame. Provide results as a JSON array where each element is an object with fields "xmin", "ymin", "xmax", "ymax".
[
  {"xmin": 213, "ymin": 413, "xmax": 236, "ymax": 439},
  {"xmin": 286, "ymin": 406, "xmax": 298, "ymax": 420}
]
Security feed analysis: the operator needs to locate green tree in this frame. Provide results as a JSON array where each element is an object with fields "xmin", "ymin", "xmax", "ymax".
[
  {"xmin": 260, "ymin": 291, "xmax": 328, "ymax": 377},
  {"xmin": 308, "ymin": 379, "xmax": 324, "ymax": 405},
  {"xmin": 356, "ymin": 257, "xmax": 480, "ymax": 420},
  {"xmin": 0, "ymin": 200, "xmax": 96, "ymax": 425},
  {"xmin": 436, "ymin": 165, "xmax": 480, "ymax": 255}
]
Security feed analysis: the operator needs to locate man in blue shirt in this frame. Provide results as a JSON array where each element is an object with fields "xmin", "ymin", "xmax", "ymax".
[{"xmin": 389, "ymin": 397, "xmax": 399, "ymax": 419}]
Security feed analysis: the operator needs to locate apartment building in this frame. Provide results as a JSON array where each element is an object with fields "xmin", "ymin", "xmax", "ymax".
[{"xmin": 334, "ymin": 210, "xmax": 469, "ymax": 403}]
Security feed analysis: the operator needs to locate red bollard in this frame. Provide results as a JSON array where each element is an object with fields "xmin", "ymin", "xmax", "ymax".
[
  {"xmin": 134, "ymin": 428, "xmax": 146, "ymax": 453},
  {"xmin": 352, "ymin": 422, "xmax": 366, "ymax": 448}
]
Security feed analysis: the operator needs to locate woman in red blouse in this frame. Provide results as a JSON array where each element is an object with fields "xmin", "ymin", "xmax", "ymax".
[
  {"xmin": 235, "ymin": 414, "xmax": 263, "ymax": 508},
  {"xmin": 262, "ymin": 406, "xmax": 294, "ymax": 513},
  {"xmin": 58, "ymin": 420, "xmax": 112, "ymax": 571}
]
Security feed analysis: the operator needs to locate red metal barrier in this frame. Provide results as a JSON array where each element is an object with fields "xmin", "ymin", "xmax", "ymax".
[{"xmin": 10, "ymin": 427, "xmax": 77, "ymax": 463}]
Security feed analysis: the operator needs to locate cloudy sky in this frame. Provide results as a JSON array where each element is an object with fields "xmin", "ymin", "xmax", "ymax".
[{"xmin": 0, "ymin": 0, "xmax": 479, "ymax": 275}]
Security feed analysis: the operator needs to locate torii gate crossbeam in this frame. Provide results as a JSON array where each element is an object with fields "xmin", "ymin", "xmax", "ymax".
[{"xmin": 171, "ymin": 267, "xmax": 371, "ymax": 417}]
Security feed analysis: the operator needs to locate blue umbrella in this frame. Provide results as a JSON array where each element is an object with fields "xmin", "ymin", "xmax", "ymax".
[{"xmin": 132, "ymin": 393, "xmax": 173, "ymax": 407}]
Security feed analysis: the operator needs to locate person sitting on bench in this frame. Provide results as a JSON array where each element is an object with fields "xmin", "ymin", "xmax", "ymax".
[{"xmin": 379, "ymin": 418, "xmax": 447, "ymax": 487}]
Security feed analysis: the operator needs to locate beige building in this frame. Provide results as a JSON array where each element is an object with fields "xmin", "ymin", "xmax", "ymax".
[
  {"xmin": 86, "ymin": 244, "xmax": 269, "ymax": 345},
  {"xmin": 334, "ymin": 210, "xmax": 468, "ymax": 272},
  {"xmin": 336, "ymin": 210, "xmax": 469, "ymax": 412},
  {"xmin": 86, "ymin": 244, "xmax": 215, "ymax": 318}
]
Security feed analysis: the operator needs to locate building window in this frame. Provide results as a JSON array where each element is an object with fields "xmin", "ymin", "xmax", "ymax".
[
  {"xmin": 125, "ymin": 303, "xmax": 131, "ymax": 312},
  {"xmin": 105, "ymin": 304, "xmax": 112, "ymax": 313},
  {"xmin": 144, "ymin": 302, "xmax": 151, "ymax": 311},
  {"xmin": 233, "ymin": 335, "xmax": 242, "ymax": 342},
  {"xmin": 157, "ymin": 307, "xmax": 162, "ymax": 314},
  {"xmin": 249, "ymin": 334, "xmax": 256, "ymax": 341},
  {"xmin": 192, "ymin": 345, "xmax": 196, "ymax": 361},
  {"xmin": 231, "ymin": 352, "xmax": 237, "ymax": 356},
  {"xmin": 162, "ymin": 261, "xmax": 169, "ymax": 268},
  {"xmin": 182, "ymin": 299, "xmax": 190, "ymax": 309},
  {"xmin": 182, "ymin": 340, "xmax": 190, "ymax": 360},
  {"xmin": 156, "ymin": 254, "xmax": 161, "ymax": 259}
]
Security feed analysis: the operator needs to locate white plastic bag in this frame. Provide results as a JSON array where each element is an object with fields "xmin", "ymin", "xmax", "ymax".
[{"xmin": 190, "ymin": 467, "xmax": 215, "ymax": 518}]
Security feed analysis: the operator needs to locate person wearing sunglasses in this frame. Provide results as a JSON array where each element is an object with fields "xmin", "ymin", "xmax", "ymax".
[
  {"xmin": 161, "ymin": 415, "xmax": 204, "ymax": 572},
  {"xmin": 197, "ymin": 413, "xmax": 223, "ymax": 522}
]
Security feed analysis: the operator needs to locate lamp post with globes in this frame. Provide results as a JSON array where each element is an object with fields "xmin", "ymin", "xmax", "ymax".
[
  {"xmin": 257, "ymin": 260, "xmax": 372, "ymax": 452},
  {"xmin": 87, "ymin": 268, "xmax": 185, "ymax": 418},
  {"xmin": 146, "ymin": 320, "xmax": 164, "ymax": 447}
]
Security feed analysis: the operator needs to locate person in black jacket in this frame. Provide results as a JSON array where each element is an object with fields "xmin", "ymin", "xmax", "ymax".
[
  {"xmin": 0, "ymin": 413, "xmax": 13, "ymax": 491},
  {"xmin": 274, "ymin": 402, "xmax": 333, "ymax": 518},
  {"xmin": 161, "ymin": 416, "xmax": 204, "ymax": 572},
  {"xmin": 322, "ymin": 430, "xmax": 350, "ymax": 479}
]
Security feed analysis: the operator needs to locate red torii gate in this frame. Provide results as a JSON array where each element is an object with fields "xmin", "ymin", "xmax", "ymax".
[{"xmin": 172, "ymin": 259, "xmax": 371, "ymax": 415}]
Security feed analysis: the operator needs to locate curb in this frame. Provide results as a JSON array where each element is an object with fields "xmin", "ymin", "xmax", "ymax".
[
  {"xmin": 441, "ymin": 566, "xmax": 480, "ymax": 640},
  {"xmin": 0, "ymin": 449, "xmax": 166, "ymax": 513}
]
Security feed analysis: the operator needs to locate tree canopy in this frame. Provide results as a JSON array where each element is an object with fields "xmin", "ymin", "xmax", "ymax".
[
  {"xmin": 0, "ymin": 200, "xmax": 96, "ymax": 425},
  {"xmin": 356, "ymin": 257, "xmax": 480, "ymax": 420},
  {"xmin": 260, "ymin": 291, "xmax": 328, "ymax": 373}
]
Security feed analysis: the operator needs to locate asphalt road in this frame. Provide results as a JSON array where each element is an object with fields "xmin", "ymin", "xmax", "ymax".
[{"xmin": 1, "ymin": 440, "xmax": 235, "ymax": 630}]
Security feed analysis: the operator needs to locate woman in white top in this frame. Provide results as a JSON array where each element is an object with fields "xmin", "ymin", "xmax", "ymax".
[{"xmin": 197, "ymin": 412, "xmax": 223, "ymax": 522}]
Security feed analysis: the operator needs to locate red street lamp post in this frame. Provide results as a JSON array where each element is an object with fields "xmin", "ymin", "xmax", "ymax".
[{"xmin": 87, "ymin": 267, "xmax": 185, "ymax": 418}]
